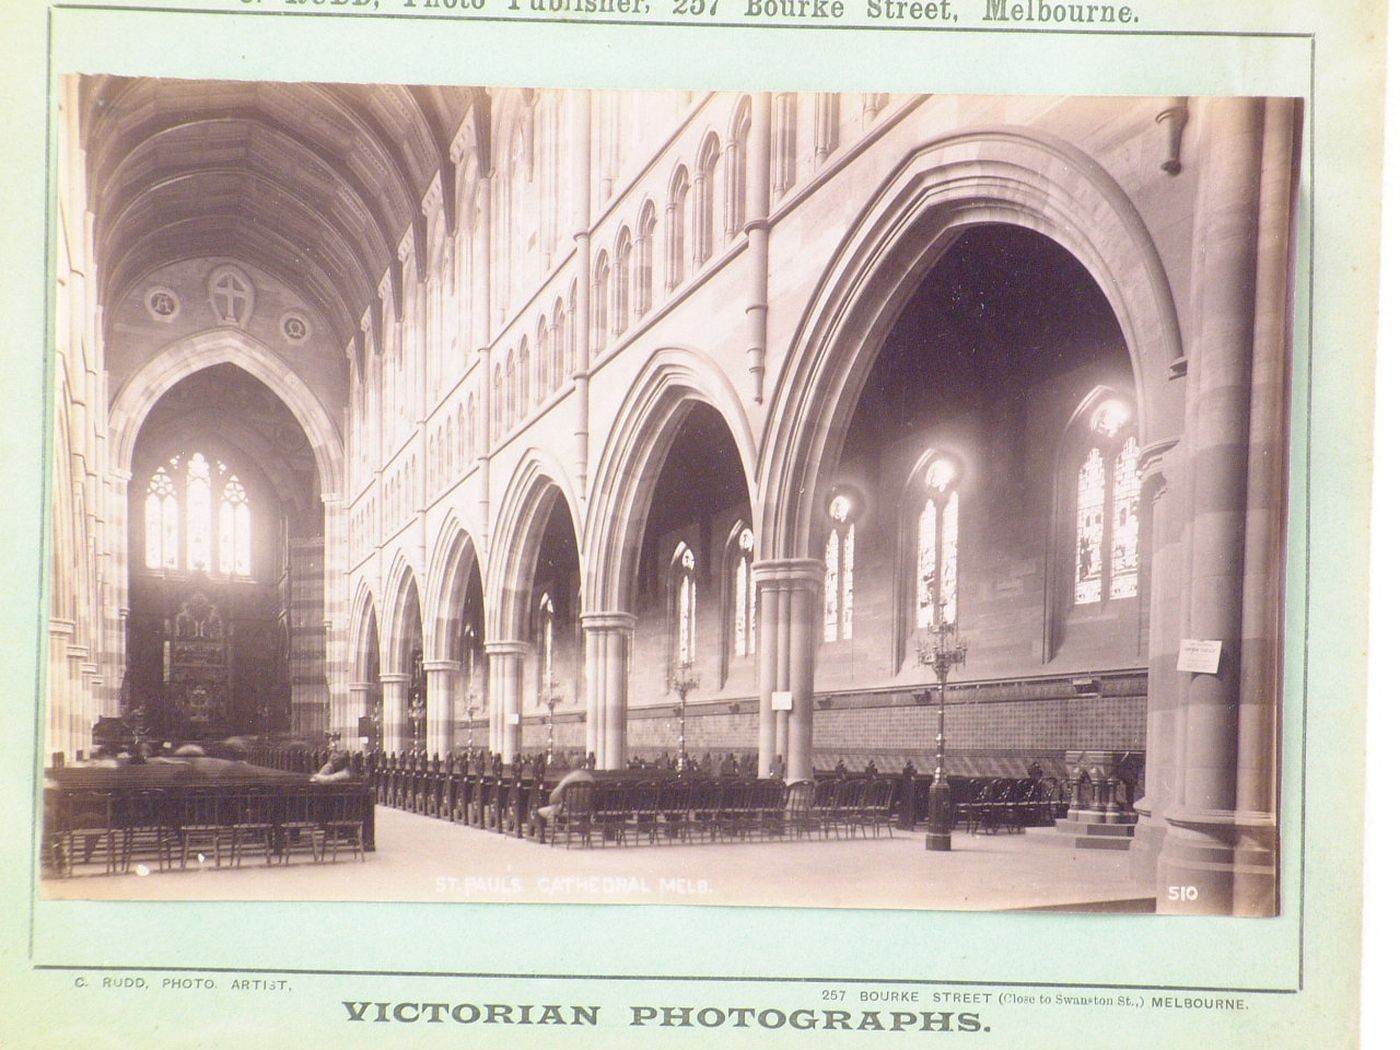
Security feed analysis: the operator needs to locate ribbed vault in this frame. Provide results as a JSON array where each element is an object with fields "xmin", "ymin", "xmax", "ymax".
[{"xmin": 82, "ymin": 77, "xmax": 485, "ymax": 347}]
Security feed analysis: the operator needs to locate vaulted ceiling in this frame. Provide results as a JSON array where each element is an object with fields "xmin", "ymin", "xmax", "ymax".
[{"xmin": 82, "ymin": 77, "xmax": 486, "ymax": 348}]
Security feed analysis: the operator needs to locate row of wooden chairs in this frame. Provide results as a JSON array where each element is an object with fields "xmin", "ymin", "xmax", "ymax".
[
  {"xmin": 545, "ymin": 777, "xmax": 899, "ymax": 848},
  {"xmin": 956, "ymin": 777, "xmax": 1061, "ymax": 835},
  {"xmin": 47, "ymin": 787, "xmax": 365, "ymax": 876}
]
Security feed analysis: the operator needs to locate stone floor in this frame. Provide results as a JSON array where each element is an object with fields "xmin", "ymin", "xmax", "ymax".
[{"xmin": 41, "ymin": 806, "xmax": 1155, "ymax": 911}]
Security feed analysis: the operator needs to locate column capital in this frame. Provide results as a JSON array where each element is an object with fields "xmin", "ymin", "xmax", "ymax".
[
  {"xmin": 484, "ymin": 640, "xmax": 530, "ymax": 657},
  {"xmin": 1139, "ymin": 436, "xmax": 1180, "ymax": 490},
  {"xmin": 752, "ymin": 558, "xmax": 825, "ymax": 589},
  {"xmin": 423, "ymin": 659, "xmax": 461, "ymax": 673},
  {"xmin": 379, "ymin": 672, "xmax": 411, "ymax": 685},
  {"xmin": 579, "ymin": 611, "xmax": 636, "ymax": 633},
  {"xmin": 349, "ymin": 682, "xmax": 373, "ymax": 693}
]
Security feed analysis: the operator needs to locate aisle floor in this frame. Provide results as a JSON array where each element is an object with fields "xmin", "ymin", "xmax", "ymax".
[{"xmin": 42, "ymin": 805, "xmax": 1154, "ymax": 911}]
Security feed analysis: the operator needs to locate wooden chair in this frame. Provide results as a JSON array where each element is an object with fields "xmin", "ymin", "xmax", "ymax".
[
  {"xmin": 782, "ymin": 780, "xmax": 817, "ymax": 840},
  {"xmin": 855, "ymin": 778, "xmax": 896, "ymax": 838},
  {"xmin": 320, "ymin": 790, "xmax": 366, "ymax": 862},
  {"xmin": 751, "ymin": 779, "xmax": 787, "ymax": 839},
  {"xmin": 594, "ymin": 781, "xmax": 631, "ymax": 846},
  {"xmin": 548, "ymin": 781, "xmax": 595, "ymax": 849},
  {"xmin": 629, "ymin": 780, "xmax": 662, "ymax": 845},
  {"xmin": 812, "ymin": 779, "xmax": 841, "ymax": 839},
  {"xmin": 228, "ymin": 788, "xmax": 278, "ymax": 867},
  {"xmin": 176, "ymin": 789, "xmax": 229, "ymax": 869},
  {"xmin": 278, "ymin": 791, "xmax": 323, "ymax": 863},
  {"xmin": 116, "ymin": 789, "xmax": 175, "ymax": 874},
  {"xmin": 56, "ymin": 791, "xmax": 121, "ymax": 876},
  {"xmin": 657, "ymin": 779, "xmax": 692, "ymax": 843}
]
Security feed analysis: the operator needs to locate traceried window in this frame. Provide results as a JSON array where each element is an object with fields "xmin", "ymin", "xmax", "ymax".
[
  {"xmin": 538, "ymin": 592, "xmax": 556, "ymax": 698},
  {"xmin": 636, "ymin": 202, "xmax": 657, "ymax": 315},
  {"xmin": 185, "ymin": 453, "xmax": 212, "ymax": 572},
  {"xmin": 824, "ymin": 494, "xmax": 856, "ymax": 642},
  {"xmin": 144, "ymin": 468, "xmax": 179, "ymax": 570},
  {"xmin": 1075, "ymin": 399, "xmax": 1141, "ymax": 604},
  {"xmin": 143, "ymin": 453, "xmax": 253, "ymax": 578},
  {"xmin": 916, "ymin": 457, "xmax": 960, "ymax": 628},
  {"xmin": 218, "ymin": 476, "xmax": 251, "ymax": 576},
  {"xmin": 672, "ymin": 542, "xmax": 698, "ymax": 669},
  {"xmin": 731, "ymin": 526, "xmax": 757, "ymax": 658}
]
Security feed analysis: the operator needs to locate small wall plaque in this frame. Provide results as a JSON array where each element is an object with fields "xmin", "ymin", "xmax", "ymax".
[{"xmin": 1177, "ymin": 639, "xmax": 1223, "ymax": 675}]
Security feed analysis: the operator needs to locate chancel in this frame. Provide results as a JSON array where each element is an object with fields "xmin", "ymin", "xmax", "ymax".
[{"xmin": 46, "ymin": 81, "xmax": 1299, "ymax": 915}]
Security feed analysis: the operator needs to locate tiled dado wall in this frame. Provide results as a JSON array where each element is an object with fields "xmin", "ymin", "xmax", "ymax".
[{"xmin": 495, "ymin": 670, "xmax": 1149, "ymax": 769}]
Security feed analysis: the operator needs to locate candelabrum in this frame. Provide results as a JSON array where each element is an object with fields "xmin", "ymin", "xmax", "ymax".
[
  {"xmin": 543, "ymin": 675, "xmax": 562, "ymax": 767},
  {"xmin": 408, "ymin": 691, "xmax": 427, "ymax": 756},
  {"xmin": 462, "ymin": 689, "xmax": 478, "ymax": 754},
  {"xmin": 670, "ymin": 660, "xmax": 699, "ymax": 769},
  {"xmin": 916, "ymin": 607, "xmax": 967, "ymax": 852}
]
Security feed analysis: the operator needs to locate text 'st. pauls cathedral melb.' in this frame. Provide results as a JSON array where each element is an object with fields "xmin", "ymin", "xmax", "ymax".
[{"xmin": 47, "ymin": 78, "xmax": 1299, "ymax": 915}]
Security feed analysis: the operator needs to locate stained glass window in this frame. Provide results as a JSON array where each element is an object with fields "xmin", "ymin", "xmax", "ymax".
[
  {"xmin": 733, "ymin": 527, "xmax": 756, "ymax": 657},
  {"xmin": 145, "ymin": 468, "xmax": 178, "ymax": 570},
  {"xmin": 825, "ymin": 494, "xmax": 855, "ymax": 642},
  {"xmin": 219, "ymin": 476, "xmax": 251, "ymax": 577},
  {"xmin": 916, "ymin": 457, "xmax": 959, "ymax": 628},
  {"xmin": 186, "ymin": 453, "xmax": 212, "ymax": 572},
  {"xmin": 824, "ymin": 528, "xmax": 841, "ymax": 642},
  {"xmin": 1109, "ymin": 437, "xmax": 1141, "ymax": 599},
  {"xmin": 1075, "ymin": 399, "xmax": 1140, "ymax": 604},
  {"xmin": 1075, "ymin": 448, "xmax": 1105, "ymax": 604},
  {"xmin": 539, "ymin": 593, "xmax": 555, "ymax": 696},
  {"xmin": 674, "ymin": 543, "xmax": 697, "ymax": 668},
  {"xmin": 143, "ymin": 453, "xmax": 252, "ymax": 577}
]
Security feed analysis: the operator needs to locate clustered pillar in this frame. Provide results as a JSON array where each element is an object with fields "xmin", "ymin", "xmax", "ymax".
[
  {"xmin": 581, "ymin": 612, "xmax": 634, "ymax": 770},
  {"xmin": 347, "ymin": 681, "xmax": 371, "ymax": 749},
  {"xmin": 379, "ymin": 672, "xmax": 409, "ymax": 754},
  {"xmin": 1155, "ymin": 95, "xmax": 1292, "ymax": 917},
  {"xmin": 754, "ymin": 560, "xmax": 823, "ymax": 782},
  {"xmin": 485, "ymin": 641, "xmax": 527, "ymax": 763},
  {"xmin": 423, "ymin": 659, "xmax": 460, "ymax": 758}
]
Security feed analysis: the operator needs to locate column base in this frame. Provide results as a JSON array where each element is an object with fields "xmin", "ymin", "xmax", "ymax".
[{"xmin": 1156, "ymin": 811, "xmax": 1278, "ymax": 916}]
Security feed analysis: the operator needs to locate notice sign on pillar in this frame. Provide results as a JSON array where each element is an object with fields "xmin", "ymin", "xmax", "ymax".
[
  {"xmin": 507, "ymin": 712, "xmax": 520, "ymax": 725},
  {"xmin": 1177, "ymin": 639, "xmax": 1224, "ymax": 674},
  {"xmin": 771, "ymin": 690, "xmax": 793, "ymax": 712}
]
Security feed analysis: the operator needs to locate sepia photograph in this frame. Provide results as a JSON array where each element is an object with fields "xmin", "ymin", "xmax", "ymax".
[{"xmin": 41, "ymin": 78, "xmax": 1300, "ymax": 917}]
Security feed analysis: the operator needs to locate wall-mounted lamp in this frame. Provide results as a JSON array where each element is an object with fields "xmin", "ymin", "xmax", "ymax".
[{"xmin": 1156, "ymin": 97, "xmax": 1189, "ymax": 175}]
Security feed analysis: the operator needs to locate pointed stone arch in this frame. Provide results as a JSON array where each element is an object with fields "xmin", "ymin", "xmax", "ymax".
[
  {"xmin": 424, "ymin": 511, "xmax": 486, "ymax": 663},
  {"xmin": 109, "ymin": 327, "xmax": 344, "ymax": 489},
  {"xmin": 583, "ymin": 347, "xmax": 757, "ymax": 616},
  {"xmin": 485, "ymin": 447, "xmax": 584, "ymax": 642},
  {"xmin": 757, "ymin": 127, "xmax": 1183, "ymax": 564}
]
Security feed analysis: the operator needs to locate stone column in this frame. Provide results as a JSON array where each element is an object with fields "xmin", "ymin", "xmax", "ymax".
[
  {"xmin": 581, "ymin": 612, "xmax": 635, "ymax": 770},
  {"xmin": 745, "ymin": 92, "xmax": 772, "ymax": 402},
  {"xmin": 1130, "ymin": 440, "xmax": 1183, "ymax": 876},
  {"xmin": 754, "ymin": 560, "xmax": 823, "ymax": 782},
  {"xmin": 379, "ymin": 672, "xmax": 410, "ymax": 754},
  {"xmin": 474, "ymin": 175, "xmax": 493, "ymax": 537},
  {"xmin": 348, "ymin": 682, "xmax": 372, "ymax": 750},
  {"xmin": 570, "ymin": 89, "xmax": 593, "ymax": 496},
  {"xmin": 486, "ymin": 641, "xmax": 527, "ymax": 762},
  {"xmin": 424, "ymin": 659, "xmax": 460, "ymax": 758},
  {"xmin": 1157, "ymin": 96, "xmax": 1281, "ymax": 916}
]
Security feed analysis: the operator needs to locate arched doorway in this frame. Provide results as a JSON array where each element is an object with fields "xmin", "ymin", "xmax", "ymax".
[
  {"xmin": 124, "ymin": 365, "xmax": 325, "ymax": 743},
  {"xmin": 626, "ymin": 404, "xmax": 755, "ymax": 770},
  {"xmin": 811, "ymin": 223, "xmax": 1146, "ymax": 779},
  {"xmin": 384, "ymin": 570, "xmax": 425, "ymax": 754},
  {"xmin": 487, "ymin": 456, "xmax": 584, "ymax": 763}
]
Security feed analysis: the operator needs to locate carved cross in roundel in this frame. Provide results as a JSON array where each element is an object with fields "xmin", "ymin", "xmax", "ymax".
[{"xmin": 207, "ymin": 265, "xmax": 254, "ymax": 327}]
